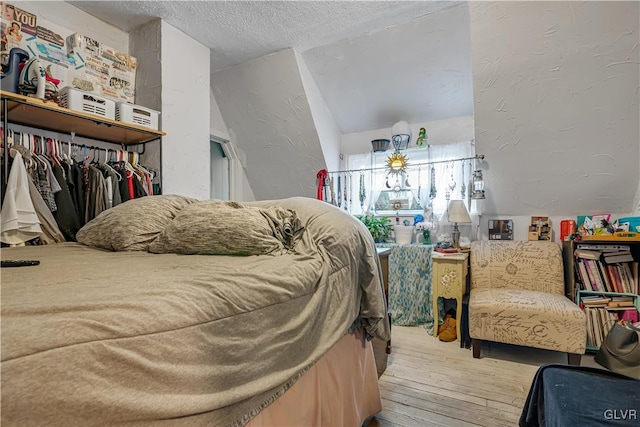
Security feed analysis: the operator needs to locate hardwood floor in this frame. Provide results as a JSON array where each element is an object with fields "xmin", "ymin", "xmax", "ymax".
[{"xmin": 367, "ymin": 326, "xmax": 600, "ymax": 426}]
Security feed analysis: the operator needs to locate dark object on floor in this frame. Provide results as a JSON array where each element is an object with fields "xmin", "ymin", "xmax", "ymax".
[
  {"xmin": 595, "ymin": 322, "xmax": 640, "ymax": 379},
  {"xmin": 1, "ymin": 260, "xmax": 40, "ymax": 267},
  {"xmin": 461, "ymin": 292, "xmax": 471, "ymax": 349},
  {"xmin": 519, "ymin": 363, "xmax": 640, "ymax": 427}
]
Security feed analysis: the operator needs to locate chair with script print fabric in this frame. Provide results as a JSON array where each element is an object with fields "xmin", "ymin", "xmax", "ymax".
[{"xmin": 469, "ymin": 241, "xmax": 586, "ymax": 365}]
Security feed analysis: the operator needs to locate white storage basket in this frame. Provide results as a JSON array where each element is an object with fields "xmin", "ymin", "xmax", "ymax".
[
  {"xmin": 116, "ymin": 102, "xmax": 160, "ymax": 130},
  {"xmin": 58, "ymin": 87, "xmax": 116, "ymax": 120}
]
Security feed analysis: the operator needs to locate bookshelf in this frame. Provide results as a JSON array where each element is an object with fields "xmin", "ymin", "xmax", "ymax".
[
  {"xmin": 563, "ymin": 239, "xmax": 640, "ymax": 351},
  {"xmin": 576, "ymin": 290, "xmax": 639, "ymax": 351}
]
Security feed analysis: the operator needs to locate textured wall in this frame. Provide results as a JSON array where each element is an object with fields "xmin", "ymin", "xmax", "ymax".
[
  {"xmin": 469, "ymin": 1, "xmax": 639, "ymax": 216},
  {"xmin": 211, "ymin": 49, "xmax": 327, "ymax": 200},
  {"xmin": 160, "ymin": 21, "xmax": 210, "ymax": 199},
  {"xmin": 295, "ymin": 51, "xmax": 341, "ymax": 173},
  {"xmin": 129, "ymin": 20, "xmax": 162, "ymax": 185}
]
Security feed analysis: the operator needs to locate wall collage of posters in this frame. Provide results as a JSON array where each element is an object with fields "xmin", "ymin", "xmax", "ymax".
[{"xmin": 1, "ymin": 3, "xmax": 136, "ymax": 103}]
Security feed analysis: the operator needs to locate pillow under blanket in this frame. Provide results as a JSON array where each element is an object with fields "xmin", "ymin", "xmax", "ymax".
[
  {"xmin": 76, "ymin": 195, "xmax": 197, "ymax": 251},
  {"xmin": 147, "ymin": 200, "xmax": 303, "ymax": 256}
]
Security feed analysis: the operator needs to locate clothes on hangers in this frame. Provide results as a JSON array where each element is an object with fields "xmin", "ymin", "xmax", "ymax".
[
  {"xmin": 28, "ymin": 177, "xmax": 65, "ymax": 244},
  {"xmin": 52, "ymin": 163, "xmax": 81, "ymax": 241},
  {"xmin": 1, "ymin": 130, "xmax": 156, "ymax": 245},
  {"xmin": 0, "ymin": 151, "xmax": 42, "ymax": 244}
]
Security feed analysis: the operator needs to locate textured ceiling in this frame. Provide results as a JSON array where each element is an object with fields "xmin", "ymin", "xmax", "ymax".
[
  {"xmin": 69, "ymin": 0, "xmax": 471, "ymax": 133},
  {"xmin": 303, "ymin": 3, "xmax": 473, "ymax": 133},
  {"xmin": 69, "ymin": 1, "xmax": 460, "ymax": 72}
]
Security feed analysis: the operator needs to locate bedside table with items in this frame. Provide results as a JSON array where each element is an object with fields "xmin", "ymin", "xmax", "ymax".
[{"xmin": 432, "ymin": 252, "xmax": 469, "ymax": 342}]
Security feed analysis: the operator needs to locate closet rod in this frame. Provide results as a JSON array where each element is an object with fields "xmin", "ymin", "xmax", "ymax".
[
  {"xmin": 60, "ymin": 141, "xmax": 145, "ymax": 156},
  {"xmin": 327, "ymin": 154, "xmax": 485, "ymax": 175},
  {"xmin": 5, "ymin": 128, "xmax": 146, "ymax": 156}
]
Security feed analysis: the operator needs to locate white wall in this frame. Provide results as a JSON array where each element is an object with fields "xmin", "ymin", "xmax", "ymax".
[
  {"xmin": 209, "ymin": 88, "xmax": 229, "ymax": 142},
  {"xmin": 295, "ymin": 51, "xmax": 341, "ymax": 172},
  {"xmin": 341, "ymin": 116, "xmax": 475, "ymax": 155},
  {"xmin": 211, "ymin": 48, "xmax": 327, "ymax": 200},
  {"xmin": 129, "ymin": 20, "xmax": 162, "ymax": 183},
  {"xmin": 160, "ymin": 21, "xmax": 210, "ymax": 199},
  {"xmin": 209, "ymin": 90, "xmax": 256, "ymax": 201},
  {"xmin": 469, "ymin": 1, "xmax": 639, "ymax": 217}
]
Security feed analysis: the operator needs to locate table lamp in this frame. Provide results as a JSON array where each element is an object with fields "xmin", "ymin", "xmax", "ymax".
[{"xmin": 447, "ymin": 200, "xmax": 472, "ymax": 248}]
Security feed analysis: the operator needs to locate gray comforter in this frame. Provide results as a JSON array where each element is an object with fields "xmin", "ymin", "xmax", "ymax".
[{"xmin": 1, "ymin": 197, "xmax": 389, "ymax": 426}]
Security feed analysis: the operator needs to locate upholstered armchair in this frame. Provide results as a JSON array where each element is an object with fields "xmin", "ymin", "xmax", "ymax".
[{"xmin": 469, "ymin": 240, "xmax": 586, "ymax": 365}]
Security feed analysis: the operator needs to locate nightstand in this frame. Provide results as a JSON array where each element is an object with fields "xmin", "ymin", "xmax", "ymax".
[{"xmin": 432, "ymin": 252, "xmax": 468, "ymax": 341}]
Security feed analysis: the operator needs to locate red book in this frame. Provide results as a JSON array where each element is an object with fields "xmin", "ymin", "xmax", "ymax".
[
  {"xmin": 612, "ymin": 266, "xmax": 626, "ymax": 293},
  {"xmin": 583, "ymin": 260, "xmax": 601, "ymax": 291},
  {"xmin": 606, "ymin": 265, "xmax": 621, "ymax": 293},
  {"xmin": 577, "ymin": 260, "xmax": 592, "ymax": 291}
]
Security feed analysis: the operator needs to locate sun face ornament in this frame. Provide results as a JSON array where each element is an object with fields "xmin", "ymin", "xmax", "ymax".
[{"xmin": 386, "ymin": 151, "xmax": 408, "ymax": 175}]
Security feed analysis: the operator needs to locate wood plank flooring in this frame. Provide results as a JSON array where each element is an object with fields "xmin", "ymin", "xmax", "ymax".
[{"xmin": 367, "ymin": 326, "xmax": 600, "ymax": 426}]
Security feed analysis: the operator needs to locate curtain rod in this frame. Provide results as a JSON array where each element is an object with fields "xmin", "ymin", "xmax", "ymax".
[{"xmin": 326, "ymin": 154, "xmax": 485, "ymax": 175}]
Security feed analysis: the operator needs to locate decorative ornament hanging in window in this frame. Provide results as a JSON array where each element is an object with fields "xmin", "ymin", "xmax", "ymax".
[{"xmin": 385, "ymin": 151, "xmax": 408, "ymax": 175}]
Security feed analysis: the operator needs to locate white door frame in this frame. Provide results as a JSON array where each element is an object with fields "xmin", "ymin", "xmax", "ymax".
[{"xmin": 211, "ymin": 134, "xmax": 243, "ymax": 200}]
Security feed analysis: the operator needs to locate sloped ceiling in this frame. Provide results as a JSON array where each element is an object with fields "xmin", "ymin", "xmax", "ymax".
[
  {"xmin": 210, "ymin": 49, "xmax": 327, "ymax": 200},
  {"xmin": 68, "ymin": 1, "xmax": 639, "ymax": 215},
  {"xmin": 69, "ymin": 1, "xmax": 468, "ymax": 135},
  {"xmin": 69, "ymin": 1, "xmax": 459, "ymax": 73},
  {"xmin": 302, "ymin": 3, "xmax": 473, "ymax": 134}
]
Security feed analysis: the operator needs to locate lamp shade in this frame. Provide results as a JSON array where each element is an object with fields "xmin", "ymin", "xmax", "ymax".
[
  {"xmin": 447, "ymin": 200, "xmax": 472, "ymax": 224},
  {"xmin": 392, "ymin": 120, "xmax": 410, "ymax": 136}
]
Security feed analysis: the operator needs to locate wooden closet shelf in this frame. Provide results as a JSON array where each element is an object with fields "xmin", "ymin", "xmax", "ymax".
[{"xmin": 1, "ymin": 90, "xmax": 165, "ymax": 145}]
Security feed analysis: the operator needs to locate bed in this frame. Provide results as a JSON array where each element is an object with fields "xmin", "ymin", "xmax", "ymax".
[{"xmin": 1, "ymin": 196, "xmax": 389, "ymax": 426}]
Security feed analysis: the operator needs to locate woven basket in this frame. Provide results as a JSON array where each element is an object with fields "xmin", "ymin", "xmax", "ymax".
[{"xmin": 371, "ymin": 139, "xmax": 390, "ymax": 152}]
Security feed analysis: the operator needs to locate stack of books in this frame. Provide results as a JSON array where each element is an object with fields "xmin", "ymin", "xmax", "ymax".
[
  {"xmin": 580, "ymin": 295, "xmax": 635, "ymax": 309},
  {"xmin": 583, "ymin": 307, "xmax": 616, "ymax": 348},
  {"xmin": 574, "ymin": 245, "xmax": 638, "ymax": 294}
]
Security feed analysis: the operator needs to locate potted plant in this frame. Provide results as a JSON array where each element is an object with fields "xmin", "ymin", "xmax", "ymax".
[{"xmin": 357, "ymin": 214, "xmax": 392, "ymax": 243}]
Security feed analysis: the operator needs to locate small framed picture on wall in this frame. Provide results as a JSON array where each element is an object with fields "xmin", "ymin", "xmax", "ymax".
[
  {"xmin": 529, "ymin": 216, "xmax": 551, "ymax": 240},
  {"xmin": 489, "ymin": 220, "xmax": 514, "ymax": 240}
]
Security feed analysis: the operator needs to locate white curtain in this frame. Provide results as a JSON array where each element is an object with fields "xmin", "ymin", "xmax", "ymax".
[{"xmin": 343, "ymin": 141, "xmax": 475, "ymax": 217}]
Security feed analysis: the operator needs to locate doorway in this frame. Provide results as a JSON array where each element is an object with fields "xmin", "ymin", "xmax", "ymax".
[{"xmin": 210, "ymin": 139, "xmax": 229, "ymax": 200}]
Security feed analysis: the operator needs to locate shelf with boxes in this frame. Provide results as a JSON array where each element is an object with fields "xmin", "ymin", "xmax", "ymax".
[
  {"xmin": 563, "ymin": 239, "xmax": 639, "ymax": 351},
  {"xmin": 1, "ymin": 89, "xmax": 165, "ymax": 186},
  {"xmin": 1, "ymin": 90, "xmax": 164, "ymax": 145}
]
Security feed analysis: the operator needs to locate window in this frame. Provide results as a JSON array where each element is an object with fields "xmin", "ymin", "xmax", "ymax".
[{"xmin": 344, "ymin": 141, "xmax": 475, "ymax": 216}]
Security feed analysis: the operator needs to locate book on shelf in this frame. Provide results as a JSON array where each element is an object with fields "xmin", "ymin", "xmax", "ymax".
[
  {"xmin": 577, "ymin": 244, "xmax": 631, "ymax": 252},
  {"xmin": 572, "ymin": 241, "xmax": 639, "ymax": 294},
  {"xmin": 581, "ymin": 297, "xmax": 610, "ymax": 307},
  {"xmin": 574, "ymin": 248, "xmax": 602, "ymax": 260},
  {"xmin": 606, "ymin": 296, "xmax": 635, "ymax": 308},
  {"xmin": 584, "ymin": 259, "xmax": 606, "ymax": 291},
  {"xmin": 603, "ymin": 264, "xmax": 621, "ymax": 293},
  {"xmin": 584, "ymin": 306, "xmax": 623, "ymax": 348},
  {"xmin": 576, "ymin": 259, "xmax": 593, "ymax": 291},
  {"xmin": 602, "ymin": 252, "xmax": 635, "ymax": 264},
  {"xmin": 620, "ymin": 309, "xmax": 639, "ymax": 323}
]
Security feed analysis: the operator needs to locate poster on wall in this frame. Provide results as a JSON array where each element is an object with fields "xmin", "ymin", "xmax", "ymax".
[
  {"xmin": 488, "ymin": 220, "xmax": 513, "ymax": 240},
  {"xmin": 1, "ymin": 2, "xmax": 136, "ymax": 103}
]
